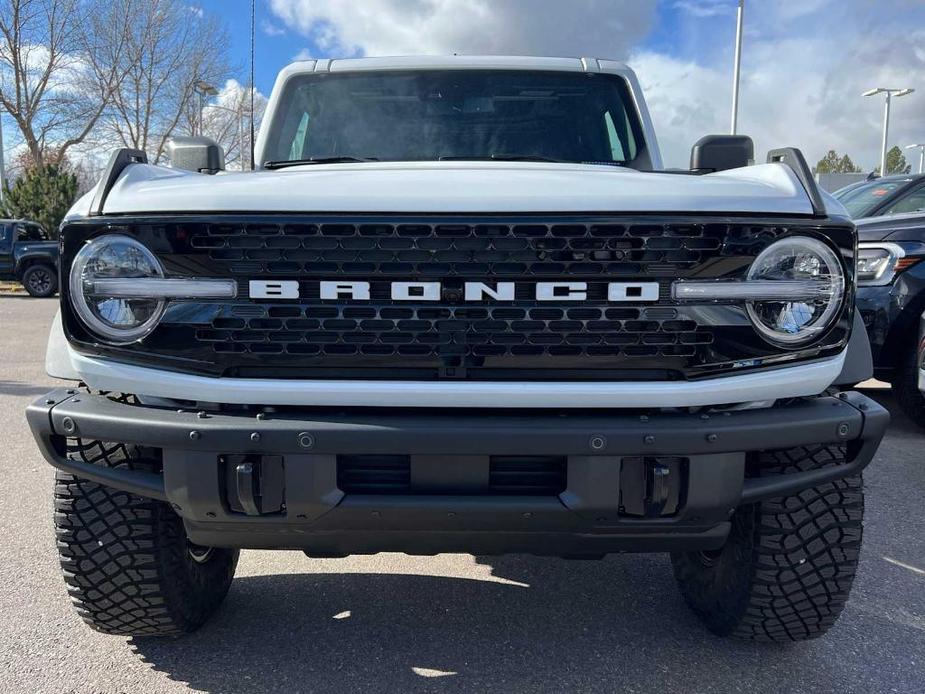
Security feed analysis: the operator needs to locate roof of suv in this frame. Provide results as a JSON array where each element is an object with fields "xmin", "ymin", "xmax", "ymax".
[{"xmin": 281, "ymin": 55, "xmax": 630, "ymax": 74}]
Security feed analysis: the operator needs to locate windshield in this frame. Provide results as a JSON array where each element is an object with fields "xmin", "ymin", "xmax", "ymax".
[
  {"xmin": 263, "ymin": 70, "xmax": 646, "ymax": 167},
  {"xmin": 834, "ymin": 179, "xmax": 907, "ymax": 218}
]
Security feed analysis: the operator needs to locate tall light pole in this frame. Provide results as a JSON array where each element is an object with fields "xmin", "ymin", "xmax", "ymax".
[
  {"xmin": 194, "ymin": 80, "xmax": 219, "ymax": 136},
  {"xmin": 730, "ymin": 0, "xmax": 745, "ymax": 134},
  {"xmin": 863, "ymin": 87, "xmax": 914, "ymax": 176},
  {"xmin": 0, "ymin": 90, "xmax": 6, "ymax": 204},
  {"xmin": 906, "ymin": 143, "xmax": 925, "ymax": 174},
  {"xmin": 0, "ymin": 109, "xmax": 5, "ymax": 205}
]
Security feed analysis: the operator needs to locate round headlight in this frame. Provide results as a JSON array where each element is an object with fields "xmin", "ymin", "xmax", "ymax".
[
  {"xmin": 745, "ymin": 236, "xmax": 845, "ymax": 346},
  {"xmin": 69, "ymin": 235, "xmax": 165, "ymax": 343}
]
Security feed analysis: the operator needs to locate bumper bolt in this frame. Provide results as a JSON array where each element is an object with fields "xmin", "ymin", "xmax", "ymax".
[
  {"xmin": 250, "ymin": 432, "xmax": 261, "ymax": 443},
  {"xmin": 197, "ymin": 411, "xmax": 208, "ymax": 419},
  {"xmin": 589, "ymin": 435, "xmax": 606, "ymax": 451},
  {"xmin": 644, "ymin": 434, "xmax": 655, "ymax": 445},
  {"xmin": 45, "ymin": 399, "xmax": 55, "ymax": 405},
  {"xmin": 189, "ymin": 430, "xmax": 201, "ymax": 441},
  {"xmin": 256, "ymin": 412, "xmax": 266, "ymax": 421},
  {"xmin": 837, "ymin": 422, "xmax": 850, "ymax": 437},
  {"xmin": 706, "ymin": 433, "xmax": 718, "ymax": 443},
  {"xmin": 298, "ymin": 432, "xmax": 315, "ymax": 449},
  {"xmin": 61, "ymin": 417, "xmax": 76, "ymax": 434}
]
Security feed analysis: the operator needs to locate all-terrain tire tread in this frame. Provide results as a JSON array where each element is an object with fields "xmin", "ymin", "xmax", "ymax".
[
  {"xmin": 672, "ymin": 443, "xmax": 863, "ymax": 642},
  {"xmin": 53, "ymin": 439, "xmax": 238, "ymax": 636}
]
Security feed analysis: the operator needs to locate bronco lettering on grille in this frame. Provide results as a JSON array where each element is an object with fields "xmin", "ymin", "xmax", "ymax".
[{"xmin": 249, "ymin": 280, "xmax": 661, "ymax": 302}]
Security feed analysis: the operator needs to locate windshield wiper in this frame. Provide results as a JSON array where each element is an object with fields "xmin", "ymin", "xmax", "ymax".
[
  {"xmin": 264, "ymin": 156, "xmax": 379, "ymax": 169},
  {"xmin": 439, "ymin": 154, "xmax": 569, "ymax": 163}
]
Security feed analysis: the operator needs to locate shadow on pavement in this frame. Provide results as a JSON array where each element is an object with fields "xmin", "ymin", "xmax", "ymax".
[
  {"xmin": 0, "ymin": 380, "xmax": 53, "ymax": 397},
  {"xmin": 858, "ymin": 388, "xmax": 923, "ymax": 439},
  {"xmin": 128, "ymin": 389, "xmax": 922, "ymax": 693},
  {"xmin": 0, "ymin": 292, "xmax": 54, "ymax": 300},
  {"xmin": 128, "ymin": 554, "xmax": 827, "ymax": 694}
]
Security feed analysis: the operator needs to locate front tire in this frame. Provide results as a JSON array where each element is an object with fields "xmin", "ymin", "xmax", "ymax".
[
  {"xmin": 671, "ymin": 444, "xmax": 863, "ymax": 642},
  {"xmin": 54, "ymin": 439, "xmax": 238, "ymax": 636},
  {"xmin": 22, "ymin": 263, "xmax": 57, "ymax": 297}
]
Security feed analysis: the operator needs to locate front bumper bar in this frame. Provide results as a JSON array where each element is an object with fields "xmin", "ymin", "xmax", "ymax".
[{"xmin": 27, "ymin": 389, "xmax": 888, "ymax": 555}]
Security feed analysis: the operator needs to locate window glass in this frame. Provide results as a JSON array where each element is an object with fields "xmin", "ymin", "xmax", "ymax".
[
  {"xmin": 834, "ymin": 180, "xmax": 906, "ymax": 218},
  {"xmin": 288, "ymin": 112, "xmax": 310, "ymax": 160},
  {"xmin": 16, "ymin": 224, "xmax": 46, "ymax": 241},
  {"xmin": 0, "ymin": 225, "xmax": 9, "ymax": 244},
  {"xmin": 604, "ymin": 112, "xmax": 626, "ymax": 161},
  {"xmin": 268, "ymin": 70, "xmax": 645, "ymax": 166},
  {"xmin": 882, "ymin": 187, "xmax": 925, "ymax": 215}
]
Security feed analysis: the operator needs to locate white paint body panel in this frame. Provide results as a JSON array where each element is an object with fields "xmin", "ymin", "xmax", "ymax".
[{"xmin": 97, "ymin": 160, "xmax": 813, "ymax": 216}]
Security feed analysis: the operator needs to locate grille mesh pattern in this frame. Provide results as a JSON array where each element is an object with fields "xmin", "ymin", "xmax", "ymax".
[
  {"xmin": 61, "ymin": 214, "xmax": 852, "ymax": 380},
  {"xmin": 188, "ymin": 220, "xmax": 738, "ymax": 277},
  {"xmin": 195, "ymin": 304, "xmax": 713, "ymax": 359}
]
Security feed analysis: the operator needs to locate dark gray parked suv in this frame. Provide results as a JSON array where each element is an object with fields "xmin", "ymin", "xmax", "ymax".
[{"xmin": 0, "ymin": 219, "xmax": 59, "ymax": 297}]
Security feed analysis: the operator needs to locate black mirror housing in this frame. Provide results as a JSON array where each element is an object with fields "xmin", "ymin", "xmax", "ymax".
[
  {"xmin": 690, "ymin": 135, "xmax": 754, "ymax": 173},
  {"xmin": 167, "ymin": 136, "xmax": 225, "ymax": 175}
]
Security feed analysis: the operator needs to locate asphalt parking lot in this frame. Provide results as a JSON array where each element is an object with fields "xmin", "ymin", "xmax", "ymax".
[{"xmin": 0, "ymin": 295, "xmax": 923, "ymax": 694}]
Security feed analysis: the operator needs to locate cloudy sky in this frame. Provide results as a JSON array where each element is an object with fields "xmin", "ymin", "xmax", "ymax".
[{"xmin": 199, "ymin": 1, "xmax": 925, "ymax": 169}]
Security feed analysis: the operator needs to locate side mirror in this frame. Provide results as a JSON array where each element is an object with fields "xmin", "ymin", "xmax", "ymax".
[
  {"xmin": 690, "ymin": 135, "xmax": 754, "ymax": 173},
  {"xmin": 167, "ymin": 136, "xmax": 225, "ymax": 174}
]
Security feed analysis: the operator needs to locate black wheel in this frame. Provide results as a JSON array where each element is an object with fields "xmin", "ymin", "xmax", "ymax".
[
  {"xmin": 671, "ymin": 444, "xmax": 863, "ymax": 642},
  {"xmin": 54, "ymin": 439, "xmax": 238, "ymax": 636},
  {"xmin": 893, "ymin": 341, "xmax": 925, "ymax": 429},
  {"xmin": 22, "ymin": 264, "xmax": 57, "ymax": 297}
]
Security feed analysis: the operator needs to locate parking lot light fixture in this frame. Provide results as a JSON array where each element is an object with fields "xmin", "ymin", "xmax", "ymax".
[
  {"xmin": 906, "ymin": 144, "xmax": 925, "ymax": 174},
  {"xmin": 194, "ymin": 80, "xmax": 219, "ymax": 136},
  {"xmin": 864, "ymin": 87, "xmax": 915, "ymax": 176}
]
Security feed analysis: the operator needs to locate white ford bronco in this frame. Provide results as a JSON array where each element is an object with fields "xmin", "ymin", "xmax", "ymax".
[{"xmin": 28, "ymin": 56, "xmax": 887, "ymax": 641}]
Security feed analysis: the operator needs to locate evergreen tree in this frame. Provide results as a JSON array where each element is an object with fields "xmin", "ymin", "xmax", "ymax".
[
  {"xmin": 2, "ymin": 164, "xmax": 79, "ymax": 238},
  {"xmin": 878, "ymin": 146, "xmax": 911, "ymax": 175},
  {"xmin": 815, "ymin": 150, "xmax": 862, "ymax": 174}
]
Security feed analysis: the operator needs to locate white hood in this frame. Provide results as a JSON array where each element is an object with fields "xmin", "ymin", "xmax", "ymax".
[{"xmin": 88, "ymin": 160, "xmax": 817, "ymax": 217}]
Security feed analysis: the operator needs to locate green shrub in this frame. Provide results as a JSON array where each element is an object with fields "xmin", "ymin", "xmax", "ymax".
[{"xmin": 2, "ymin": 164, "xmax": 79, "ymax": 239}]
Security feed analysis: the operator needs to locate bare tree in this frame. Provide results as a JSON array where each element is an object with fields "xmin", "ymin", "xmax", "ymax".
[
  {"xmin": 0, "ymin": 0, "xmax": 131, "ymax": 166},
  {"xmin": 106, "ymin": 0, "xmax": 230, "ymax": 163},
  {"xmin": 202, "ymin": 81, "xmax": 267, "ymax": 171}
]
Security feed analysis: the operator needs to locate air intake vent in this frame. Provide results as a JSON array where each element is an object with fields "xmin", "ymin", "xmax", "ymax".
[
  {"xmin": 337, "ymin": 455, "xmax": 410, "ymax": 494},
  {"xmin": 489, "ymin": 456, "xmax": 567, "ymax": 496}
]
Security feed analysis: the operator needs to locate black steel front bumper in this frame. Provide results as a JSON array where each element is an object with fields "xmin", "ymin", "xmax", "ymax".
[{"xmin": 27, "ymin": 389, "xmax": 888, "ymax": 556}]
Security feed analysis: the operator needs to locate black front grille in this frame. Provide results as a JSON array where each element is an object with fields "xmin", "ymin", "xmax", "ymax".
[
  {"xmin": 195, "ymin": 304, "xmax": 713, "ymax": 360},
  {"xmin": 336, "ymin": 455, "xmax": 566, "ymax": 496},
  {"xmin": 489, "ymin": 456, "xmax": 567, "ymax": 495},
  {"xmin": 187, "ymin": 220, "xmax": 731, "ymax": 278},
  {"xmin": 59, "ymin": 214, "xmax": 855, "ymax": 380},
  {"xmin": 337, "ymin": 455, "xmax": 411, "ymax": 494}
]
